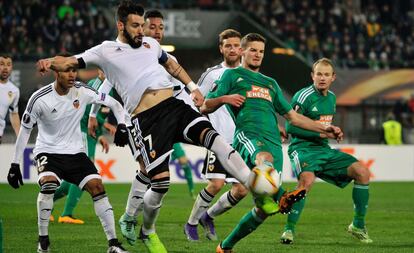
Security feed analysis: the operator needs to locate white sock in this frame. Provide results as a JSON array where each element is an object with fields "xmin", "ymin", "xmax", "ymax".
[
  {"xmin": 125, "ymin": 173, "xmax": 150, "ymax": 218},
  {"xmin": 187, "ymin": 188, "xmax": 214, "ymax": 225},
  {"xmin": 209, "ymin": 135, "xmax": 250, "ymax": 186},
  {"xmin": 142, "ymin": 189, "xmax": 166, "ymax": 235},
  {"xmin": 37, "ymin": 193, "xmax": 54, "ymax": 236},
  {"xmin": 93, "ymin": 194, "xmax": 116, "ymax": 240},
  {"xmin": 207, "ymin": 190, "xmax": 239, "ymax": 218}
]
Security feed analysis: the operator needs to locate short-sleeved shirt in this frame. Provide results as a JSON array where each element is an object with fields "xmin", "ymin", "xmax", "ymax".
[
  {"xmin": 75, "ymin": 37, "xmax": 171, "ymax": 114},
  {"xmin": 207, "ymin": 67, "xmax": 292, "ymax": 146},
  {"xmin": 0, "ymin": 80, "xmax": 19, "ymax": 136},
  {"xmin": 288, "ymin": 84, "xmax": 336, "ymax": 152},
  {"xmin": 22, "ymin": 82, "xmax": 113, "ymax": 156}
]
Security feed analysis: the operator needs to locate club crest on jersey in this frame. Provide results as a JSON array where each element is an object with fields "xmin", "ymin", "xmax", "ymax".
[
  {"xmin": 8, "ymin": 91, "xmax": 13, "ymax": 99},
  {"xmin": 208, "ymin": 165, "xmax": 215, "ymax": 171},
  {"xmin": 246, "ymin": 85, "xmax": 272, "ymax": 102},
  {"xmin": 73, "ymin": 99, "xmax": 80, "ymax": 109},
  {"xmin": 143, "ymin": 42, "xmax": 151, "ymax": 49},
  {"xmin": 150, "ymin": 150, "xmax": 156, "ymax": 158}
]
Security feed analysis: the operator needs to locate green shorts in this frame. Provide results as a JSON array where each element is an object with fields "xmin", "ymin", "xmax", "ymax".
[
  {"xmin": 233, "ymin": 131, "xmax": 283, "ymax": 173},
  {"xmin": 171, "ymin": 143, "xmax": 186, "ymax": 161},
  {"xmin": 289, "ymin": 146, "xmax": 358, "ymax": 188},
  {"xmin": 83, "ymin": 132, "xmax": 97, "ymax": 160}
]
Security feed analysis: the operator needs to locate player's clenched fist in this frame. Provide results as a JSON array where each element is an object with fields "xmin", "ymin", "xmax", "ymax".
[{"xmin": 7, "ymin": 163, "xmax": 24, "ymax": 189}]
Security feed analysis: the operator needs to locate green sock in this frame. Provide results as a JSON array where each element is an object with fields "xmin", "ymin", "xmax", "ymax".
[
  {"xmin": 53, "ymin": 181, "xmax": 71, "ymax": 202},
  {"xmin": 182, "ymin": 163, "xmax": 194, "ymax": 194},
  {"xmin": 221, "ymin": 208, "xmax": 265, "ymax": 249},
  {"xmin": 273, "ymin": 186, "xmax": 286, "ymax": 202},
  {"xmin": 61, "ymin": 184, "xmax": 83, "ymax": 217},
  {"xmin": 352, "ymin": 183, "xmax": 369, "ymax": 228},
  {"xmin": 284, "ymin": 198, "xmax": 306, "ymax": 232}
]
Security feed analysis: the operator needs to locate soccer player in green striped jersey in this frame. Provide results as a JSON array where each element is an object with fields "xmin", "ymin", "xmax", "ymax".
[
  {"xmin": 201, "ymin": 34, "xmax": 344, "ymax": 253},
  {"xmin": 280, "ymin": 58, "xmax": 373, "ymax": 244}
]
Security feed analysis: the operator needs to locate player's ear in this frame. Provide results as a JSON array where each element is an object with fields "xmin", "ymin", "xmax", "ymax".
[{"xmin": 117, "ymin": 20, "xmax": 124, "ymax": 32}]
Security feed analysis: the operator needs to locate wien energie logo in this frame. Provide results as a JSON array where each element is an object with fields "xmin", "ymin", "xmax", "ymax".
[
  {"xmin": 315, "ymin": 115, "xmax": 333, "ymax": 126},
  {"xmin": 246, "ymin": 85, "xmax": 272, "ymax": 102}
]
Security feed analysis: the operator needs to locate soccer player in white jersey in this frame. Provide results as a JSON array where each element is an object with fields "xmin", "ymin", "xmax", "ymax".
[
  {"xmin": 184, "ymin": 29, "xmax": 248, "ymax": 241},
  {"xmin": 0, "ymin": 54, "xmax": 20, "ymax": 144},
  {"xmin": 7, "ymin": 53, "xmax": 130, "ymax": 253},
  {"xmin": 36, "ymin": 1, "xmax": 266, "ymax": 252},
  {"xmin": 117, "ymin": 9, "xmax": 197, "ymax": 245}
]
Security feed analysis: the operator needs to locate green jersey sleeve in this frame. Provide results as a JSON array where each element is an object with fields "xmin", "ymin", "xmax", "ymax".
[
  {"xmin": 206, "ymin": 69, "xmax": 233, "ymax": 99},
  {"xmin": 273, "ymin": 82, "xmax": 292, "ymax": 115},
  {"xmin": 286, "ymin": 89, "xmax": 320, "ymax": 139}
]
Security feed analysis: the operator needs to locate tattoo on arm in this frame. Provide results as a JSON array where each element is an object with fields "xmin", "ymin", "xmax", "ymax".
[{"xmin": 171, "ymin": 65, "xmax": 183, "ymax": 78}]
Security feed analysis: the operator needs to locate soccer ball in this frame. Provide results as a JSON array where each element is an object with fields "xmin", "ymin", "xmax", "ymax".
[{"xmin": 247, "ymin": 163, "xmax": 282, "ymax": 195}]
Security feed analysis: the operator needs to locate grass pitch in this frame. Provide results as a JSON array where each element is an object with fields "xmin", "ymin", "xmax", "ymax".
[{"xmin": 1, "ymin": 182, "xmax": 413, "ymax": 253}]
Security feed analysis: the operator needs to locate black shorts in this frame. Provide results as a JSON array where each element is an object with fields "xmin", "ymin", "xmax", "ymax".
[
  {"xmin": 201, "ymin": 150, "xmax": 238, "ymax": 183},
  {"xmin": 130, "ymin": 97, "xmax": 210, "ymax": 176},
  {"xmin": 35, "ymin": 152, "xmax": 100, "ymax": 189}
]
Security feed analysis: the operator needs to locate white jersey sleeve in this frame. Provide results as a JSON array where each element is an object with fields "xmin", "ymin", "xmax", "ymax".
[
  {"xmin": 10, "ymin": 88, "xmax": 19, "ymax": 113},
  {"xmin": 81, "ymin": 85, "xmax": 126, "ymax": 125},
  {"xmin": 89, "ymin": 78, "xmax": 114, "ymax": 117},
  {"xmin": 21, "ymin": 89, "xmax": 45, "ymax": 129},
  {"xmin": 75, "ymin": 44, "xmax": 104, "ymax": 67},
  {"xmin": 197, "ymin": 64, "xmax": 223, "ymax": 97}
]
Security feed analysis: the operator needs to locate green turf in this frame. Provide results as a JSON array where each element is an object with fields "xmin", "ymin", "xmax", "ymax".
[{"xmin": 1, "ymin": 182, "xmax": 413, "ymax": 253}]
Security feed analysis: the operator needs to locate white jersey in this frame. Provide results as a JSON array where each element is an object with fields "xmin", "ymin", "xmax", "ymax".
[
  {"xmin": 166, "ymin": 53, "xmax": 197, "ymax": 111},
  {"xmin": 21, "ymin": 82, "xmax": 123, "ymax": 156},
  {"xmin": 76, "ymin": 37, "xmax": 173, "ymax": 114},
  {"xmin": 0, "ymin": 80, "xmax": 19, "ymax": 136},
  {"xmin": 198, "ymin": 62, "xmax": 236, "ymax": 144}
]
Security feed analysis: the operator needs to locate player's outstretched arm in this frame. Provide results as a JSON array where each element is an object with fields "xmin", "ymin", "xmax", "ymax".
[
  {"xmin": 162, "ymin": 57, "xmax": 204, "ymax": 106},
  {"xmin": 9, "ymin": 112, "xmax": 20, "ymax": 136},
  {"xmin": 200, "ymin": 94, "xmax": 245, "ymax": 114},
  {"xmin": 37, "ymin": 56, "xmax": 78, "ymax": 75},
  {"xmin": 7, "ymin": 127, "xmax": 32, "ymax": 189},
  {"xmin": 284, "ymin": 109, "xmax": 343, "ymax": 139}
]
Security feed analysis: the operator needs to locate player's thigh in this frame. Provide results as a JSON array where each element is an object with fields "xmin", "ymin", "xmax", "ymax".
[
  {"xmin": 233, "ymin": 131, "xmax": 283, "ymax": 172},
  {"xmin": 319, "ymin": 149, "xmax": 358, "ymax": 188},
  {"xmin": 202, "ymin": 149, "xmax": 237, "ymax": 183},
  {"xmin": 34, "ymin": 153, "xmax": 100, "ymax": 189},
  {"xmin": 289, "ymin": 148, "xmax": 327, "ymax": 178}
]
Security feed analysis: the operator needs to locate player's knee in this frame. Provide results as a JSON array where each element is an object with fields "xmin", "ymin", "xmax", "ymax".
[
  {"xmin": 150, "ymin": 176, "xmax": 170, "ymax": 194},
  {"xmin": 255, "ymin": 152, "xmax": 274, "ymax": 165},
  {"xmin": 206, "ymin": 179, "xmax": 225, "ymax": 194},
  {"xmin": 85, "ymin": 179, "xmax": 105, "ymax": 196},
  {"xmin": 231, "ymin": 183, "xmax": 248, "ymax": 200},
  {"xmin": 39, "ymin": 181, "xmax": 59, "ymax": 194},
  {"xmin": 185, "ymin": 120, "xmax": 216, "ymax": 147},
  {"xmin": 352, "ymin": 162, "xmax": 370, "ymax": 183}
]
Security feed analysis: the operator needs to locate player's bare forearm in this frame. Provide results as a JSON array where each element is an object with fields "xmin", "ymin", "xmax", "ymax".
[
  {"xmin": 200, "ymin": 97, "xmax": 225, "ymax": 114},
  {"xmin": 285, "ymin": 110, "xmax": 327, "ymax": 133},
  {"xmin": 163, "ymin": 58, "xmax": 192, "ymax": 85},
  {"xmin": 37, "ymin": 56, "xmax": 78, "ymax": 74},
  {"xmin": 9, "ymin": 113, "xmax": 20, "ymax": 136}
]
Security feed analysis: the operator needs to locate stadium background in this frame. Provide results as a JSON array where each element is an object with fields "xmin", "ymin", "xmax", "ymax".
[{"xmin": 0, "ymin": 1, "xmax": 413, "ymax": 253}]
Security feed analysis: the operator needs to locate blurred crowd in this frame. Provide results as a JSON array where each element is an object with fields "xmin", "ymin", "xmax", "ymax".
[
  {"xmin": 241, "ymin": 0, "xmax": 414, "ymax": 69},
  {"xmin": 0, "ymin": 0, "xmax": 111, "ymax": 60},
  {"xmin": 1, "ymin": 0, "xmax": 414, "ymax": 69}
]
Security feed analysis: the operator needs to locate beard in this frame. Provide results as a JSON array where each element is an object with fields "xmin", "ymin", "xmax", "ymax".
[{"xmin": 123, "ymin": 29, "xmax": 142, "ymax": 48}]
